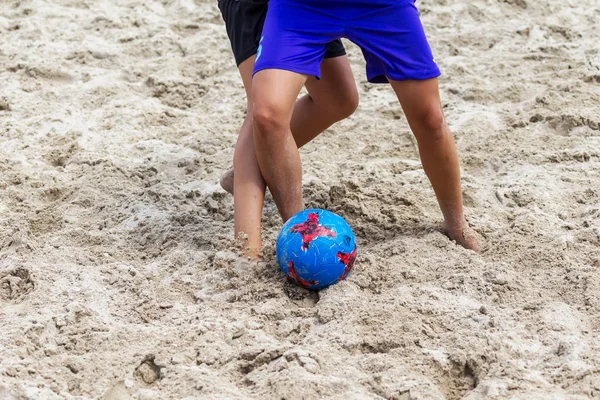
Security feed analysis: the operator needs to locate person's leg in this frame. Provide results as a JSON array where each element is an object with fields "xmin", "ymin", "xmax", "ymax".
[
  {"xmin": 389, "ymin": 78, "xmax": 480, "ymax": 252},
  {"xmin": 291, "ymin": 55, "xmax": 358, "ymax": 147},
  {"xmin": 217, "ymin": 0, "xmax": 271, "ymax": 256},
  {"xmin": 252, "ymin": 69, "xmax": 308, "ymax": 222},
  {"xmin": 233, "ymin": 56, "xmax": 265, "ymax": 257},
  {"xmin": 345, "ymin": 0, "xmax": 480, "ymax": 251},
  {"xmin": 220, "ymin": 54, "xmax": 358, "ymax": 194}
]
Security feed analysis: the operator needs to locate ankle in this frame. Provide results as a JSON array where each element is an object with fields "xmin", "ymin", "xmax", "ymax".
[{"xmin": 444, "ymin": 217, "xmax": 467, "ymax": 233}]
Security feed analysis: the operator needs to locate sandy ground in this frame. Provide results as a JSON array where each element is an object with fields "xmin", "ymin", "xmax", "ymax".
[{"xmin": 1, "ymin": 0, "xmax": 600, "ymax": 398}]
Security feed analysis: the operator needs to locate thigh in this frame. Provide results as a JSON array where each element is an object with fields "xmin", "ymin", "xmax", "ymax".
[
  {"xmin": 304, "ymin": 55, "xmax": 357, "ymax": 109},
  {"xmin": 347, "ymin": 0, "xmax": 441, "ymax": 83}
]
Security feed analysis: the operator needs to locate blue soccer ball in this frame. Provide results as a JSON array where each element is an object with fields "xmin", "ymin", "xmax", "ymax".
[{"xmin": 276, "ymin": 209, "xmax": 357, "ymax": 290}]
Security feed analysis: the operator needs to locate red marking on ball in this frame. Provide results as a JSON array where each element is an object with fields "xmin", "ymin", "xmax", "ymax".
[
  {"xmin": 289, "ymin": 213, "xmax": 336, "ymax": 250},
  {"xmin": 287, "ymin": 261, "xmax": 319, "ymax": 288},
  {"xmin": 337, "ymin": 245, "xmax": 357, "ymax": 281}
]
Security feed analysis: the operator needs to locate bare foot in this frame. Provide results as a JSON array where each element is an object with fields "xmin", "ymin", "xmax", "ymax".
[
  {"xmin": 242, "ymin": 247, "xmax": 262, "ymax": 260},
  {"xmin": 446, "ymin": 224, "xmax": 482, "ymax": 253},
  {"xmin": 219, "ymin": 168, "xmax": 234, "ymax": 195}
]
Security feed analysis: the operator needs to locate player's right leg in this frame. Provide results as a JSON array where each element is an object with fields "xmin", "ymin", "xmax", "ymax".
[
  {"xmin": 252, "ymin": 69, "xmax": 307, "ymax": 222},
  {"xmin": 251, "ymin": 0, "xmax": 343, "ymax": 223}
]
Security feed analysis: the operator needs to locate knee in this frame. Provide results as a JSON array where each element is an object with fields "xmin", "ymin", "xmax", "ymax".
[
  {"xmin": 416, "ymin": 106, "xmax": 447, "ymax": 140},
  {"xmin": 252, "ymin": 102, "xmax": 289, "ymax": 138},
  {"xmin": 328, "ymin": 88, "xmax": 359, "ymax": 121},
  {"xmin": 336, "ymin": 90, "xmax": 359, "ymax": 119}
]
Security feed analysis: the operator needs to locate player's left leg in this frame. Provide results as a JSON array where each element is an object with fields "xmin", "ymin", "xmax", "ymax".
[
  {"xmin": 347, "ymin": 0, "xmax": 481, "ymax": 251},
  {"xmin": 389, "ymin": 78, "xmax": 480, "ymax": 252}
]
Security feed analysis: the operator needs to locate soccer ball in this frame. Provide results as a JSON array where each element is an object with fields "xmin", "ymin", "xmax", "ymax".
[{"xmin": 276, "ymin": 209, "xmax": 357, "ymax": 290}]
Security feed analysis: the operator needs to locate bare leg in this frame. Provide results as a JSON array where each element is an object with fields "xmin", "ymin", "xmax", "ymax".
[
  {"xmin": 220, "ymin": 56, "xmax": 358, "ymax": 194},
  {"xmin": 233, "ymin": 56, "xmax": 265, "ymax": 257},
  {"xmin": 252, "ymin": 69, "xmax": 307, "ymax": 222},
  {"xmin": 389, "ymin": 78, "xmax": 481, "ymax": 252},
  {"xmin": 291, "ymin": 55, "xmax": 358, "ymax": 147}
]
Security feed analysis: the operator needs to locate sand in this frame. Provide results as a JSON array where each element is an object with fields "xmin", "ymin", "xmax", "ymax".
[{"xmin": 1, "ymin": 0, "xmax": 600, "ymax": 398}]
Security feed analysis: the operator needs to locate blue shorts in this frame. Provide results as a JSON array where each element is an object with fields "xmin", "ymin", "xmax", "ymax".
[{"xmin": 253, "ymin": 0, "xmax": 441, "ymax": 83}]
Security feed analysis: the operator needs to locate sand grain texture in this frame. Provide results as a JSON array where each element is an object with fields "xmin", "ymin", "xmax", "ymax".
[{"xmin": 1, "ymin": 0, "xmax": 600, "ymax": 399}]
